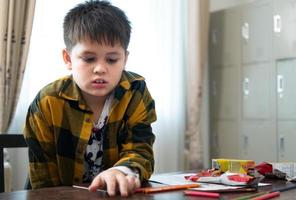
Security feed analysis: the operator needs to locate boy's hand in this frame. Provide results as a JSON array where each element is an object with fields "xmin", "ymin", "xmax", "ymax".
[{"xmin": 88, "ymin": 169, "xmax": 141, "ymax": 197}]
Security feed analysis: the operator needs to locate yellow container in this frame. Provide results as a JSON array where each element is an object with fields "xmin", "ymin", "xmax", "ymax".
[{"xmin": 212, "ymin": 159, "xmax": 255, "ymax": 174}]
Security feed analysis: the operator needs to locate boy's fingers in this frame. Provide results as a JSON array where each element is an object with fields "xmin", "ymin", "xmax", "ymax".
[
  {"xmin": 104, "ymin": 174, "xmax": 117, "ymax": 196},
  {"xmin": 126, "ymin": 175, "xmax": 140, "ymax": 193},
  {"xmin": 89, "ymin": 176, "xmax": 105, "ymax": 192},
  {"xmin": 116, "ymin": 174, "xmax": 129, "ymax": 197},
  {"xmin": 88, "ymin": 170, "xmax": 140, "ymax": 197},
  {"xmin": 135, "ymin": 176, "xmax": 141, "ymax": 188}
]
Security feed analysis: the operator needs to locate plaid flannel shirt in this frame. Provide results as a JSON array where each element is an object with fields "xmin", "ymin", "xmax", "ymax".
[{"xmin": 23, "ymin": 70, "xmax": 156, "ymax": 189}]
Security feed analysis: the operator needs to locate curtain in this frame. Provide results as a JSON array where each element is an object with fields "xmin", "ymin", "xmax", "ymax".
[
  {"xmin": 184, "ymin": 0, "xmax": 209, "ymax": 170},
  {"xmin": 0, "ymin": 0, "xmax": 36, "ymax": 133},
  {"xmin": 111, "ymin": 0, "xmax": 187, "ymax": 173}
]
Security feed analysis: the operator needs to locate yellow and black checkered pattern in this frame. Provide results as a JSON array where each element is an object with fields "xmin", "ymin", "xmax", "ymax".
[{"xmin": 23, "ymin": 70, "xmax": 157, "ymax": 189}]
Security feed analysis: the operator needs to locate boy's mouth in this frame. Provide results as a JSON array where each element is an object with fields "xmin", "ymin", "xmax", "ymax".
[{"xmin": 93, "ymin": 79, "xmax": 107, "ymax": 84}]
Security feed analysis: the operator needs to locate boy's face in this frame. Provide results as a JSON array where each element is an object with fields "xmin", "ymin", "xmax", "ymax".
[{"xmin": 63, "ymin": 39, "xmax": 128, "ymax": 101}]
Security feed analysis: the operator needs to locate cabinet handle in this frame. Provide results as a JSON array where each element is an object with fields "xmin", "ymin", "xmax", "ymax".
[
  {"xmin": 274, "ymin": 14, "xmax": 281, "ymax": 33},
  {"xmin": 279, "ymin": 135, "xmax": 285, "ymax": 156},
  {"xmin": 212, "ymin": 30, "xmax": 218, "ymax": 45},
  {"xmin": 243, "ymin": 78, "xmax": 250, "ymax": 96},
  {"xmin": 243, "ymin": 135, "xmax": 248, "ymax": 150},
  {"xmin": 277, "ymin": 75, "xmax": 284, "ymax": 98},
  {"xmin": 241, "ymin": 22, "xmax": 249, "ymax": 41}
]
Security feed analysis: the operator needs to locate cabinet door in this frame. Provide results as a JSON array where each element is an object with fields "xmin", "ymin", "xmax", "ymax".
[
  {"xmin": 274, "ymin": 0, "xmax": 296, "ymax": 59},
  {"xmin": 241, "ymin": 0, "xmax": 273, "ymax": 64},
  {"xmin": 277, "ymin": 122, "xmax": 296, "ymax": 161},
  {"xmin": 211, "ymin": 67, "xmax": 240, "ymax": 120},
  {"xmin": 209, "ymin": 7, "xmax": 241, "ymax": 68},
  {"xmin": 277, "ymin": 59, "xmax": 296, "ymax": 119},
  {"xmin": 242, "ymin": 63, "xmax": 273, "ymax": 120},
  {"xmin": 211, "ymin": 120, "xmax": 240, "ymax": 159},
  {"xmin": 241, "ymin": 121, "xmax": 277, "ymax": 163}
]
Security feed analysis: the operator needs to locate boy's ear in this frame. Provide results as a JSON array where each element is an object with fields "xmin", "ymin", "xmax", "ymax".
[
  {"xmin": 62, "ymin": 49, "xmax": 72, "ymax": 70},
  {"xmin": 124, "ymin": 51, "xmax": 129, "ymax": 69}
]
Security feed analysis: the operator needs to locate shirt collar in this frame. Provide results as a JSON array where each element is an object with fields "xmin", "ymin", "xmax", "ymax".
[
  {"xmin": 58, "ymin": 70, "xmax": 144, "ymax": 102},
  {"xmin": 58, "ymin": 75, "xmax": 82, "ymax": 102},
  {"xmin": 118, "ymin": 70, "xmax": 144, "ymax": 90}
]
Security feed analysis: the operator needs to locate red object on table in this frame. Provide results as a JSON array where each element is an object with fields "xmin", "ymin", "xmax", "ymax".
[
  {"xmin": 184, "ymin": 190, "xmax": 220, "ymax": 198},
  {"xmin": 251, "ymin": 191, "xmax": 280, "ymax": 200}
]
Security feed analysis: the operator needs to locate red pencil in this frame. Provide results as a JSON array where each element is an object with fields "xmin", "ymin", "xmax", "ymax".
[
  {"xmin": 251, "ymin": 191, "xmax": 280, "ymax": 200},
  {"xmin": 184, "ymin": 190, "xmax": 220, "ymax": 198}
]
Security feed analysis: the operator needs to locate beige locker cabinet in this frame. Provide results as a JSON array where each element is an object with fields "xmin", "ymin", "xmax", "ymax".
[
  {"xmin": 208, "ymin": 0, "xmax": 296, "ymax": 163},
  {"xmin": 241, "ymin": 0, "xmax": 273, "ymax": 64},
  {"xmin": 273, "ymin": 0, "xmax": 296, "ymax": 59},
  {"xmin": 242, "ymin": 63, "xmax": 273, "ymax": 120},
  {"xmin": 240, "ymin": 121, "xmax": 277, "ymax": 163},
  {"xmin": 209, "ymin": 7, "xmax": 241, "ymax": 159},
  {"xmin": 209, "ymin": 7, "xmax": 241, "ymax": 68}
]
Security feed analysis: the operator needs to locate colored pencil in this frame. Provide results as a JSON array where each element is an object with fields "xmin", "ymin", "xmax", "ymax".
[
  {"xmin": 184, "ymin": 190, "xmax": 220, "ymax": 198},
  {"xmin": 208, "ymin": 187, "xmax": 257, "ymax": 193},
  {"xmin": 251, "ymin": 191, "xmax": 280, "ymax": 200},
  {"xmin": 72, "ymin": 185, "xmax": 108, "ymax": 195},
  {"xmin": 233, "ymin": 192, "xmax": 268, "ymax": 200},
  {"xmin": 135, "ymin": 183, "xmax": 200, "ymax": 194}
]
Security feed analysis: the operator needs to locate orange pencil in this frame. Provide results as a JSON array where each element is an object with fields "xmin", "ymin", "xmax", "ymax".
[{"xmin": 135, "ymin": 184, "xmax": 200, "ymax": 194}]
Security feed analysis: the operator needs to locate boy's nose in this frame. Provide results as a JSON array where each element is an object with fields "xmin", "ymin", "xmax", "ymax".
[{"xmin": 93, "ymin": 63, "xmax": 107, "ymax": 74}]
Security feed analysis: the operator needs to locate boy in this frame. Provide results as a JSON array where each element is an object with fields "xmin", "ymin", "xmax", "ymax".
[{"xmin": 23, "ymin": 0, "xmax": 156, "ymax": 197}]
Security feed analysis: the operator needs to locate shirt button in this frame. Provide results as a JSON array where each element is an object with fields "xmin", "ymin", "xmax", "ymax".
[{"xmin": 85, "ymin": 118, "xmax": 91, "ymax": 123}]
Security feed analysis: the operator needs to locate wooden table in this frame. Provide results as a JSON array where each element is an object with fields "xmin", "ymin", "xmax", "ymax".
[{"xmin": 0, "ymin": 179, "xmax": 296, "ymax": 200}]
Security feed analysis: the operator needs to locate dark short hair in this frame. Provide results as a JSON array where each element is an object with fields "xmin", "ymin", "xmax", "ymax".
[{"xmin": 63, "ymin": 0, "xmax": 131, "ymax": 51}]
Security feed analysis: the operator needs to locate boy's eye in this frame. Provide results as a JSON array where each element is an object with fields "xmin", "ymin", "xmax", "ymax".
[
  {"xmin": 106, "ymin": 58, "xmax": 119, "ymax": 64},
  {"xmin": 81, "ymin": 56, "xmax": 96, "ymax": 63}
]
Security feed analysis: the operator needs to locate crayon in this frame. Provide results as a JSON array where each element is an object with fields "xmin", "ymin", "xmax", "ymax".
[{"xmin": 184, "ymin": 190, "xmax": 220, "ymax": 198}]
